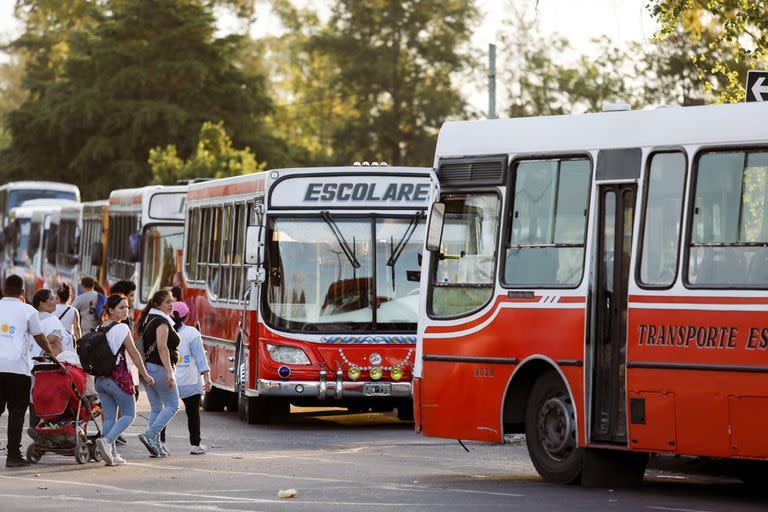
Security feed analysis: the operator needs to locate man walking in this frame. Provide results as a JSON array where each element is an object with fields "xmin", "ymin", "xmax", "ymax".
[
  {"xmin": 71, "ymin": 277, "xmax": 99, "ymax": 334},
  {"xmin": 0, "ymin": 275, "xmax": 57, "ymax": 467}
]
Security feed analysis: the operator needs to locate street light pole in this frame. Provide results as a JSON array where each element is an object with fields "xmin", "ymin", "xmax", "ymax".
[{"xmin": 488, "ymin": 43, "xmax": 497, "ymax": 119}]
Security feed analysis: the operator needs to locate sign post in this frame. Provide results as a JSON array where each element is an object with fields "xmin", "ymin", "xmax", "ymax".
[{"xmin": 746, "ymin": 70, "xmax": 768, "ymax": 102}]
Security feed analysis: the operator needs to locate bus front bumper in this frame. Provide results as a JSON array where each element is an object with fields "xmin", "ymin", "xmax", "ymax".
[{"xmin": 255, "ymin": 378, "xmax": 412, "ymax": 400}]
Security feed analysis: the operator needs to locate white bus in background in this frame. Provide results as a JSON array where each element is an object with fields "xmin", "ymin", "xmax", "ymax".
[
  {"xmin": 107, "ymin": 185, "xmax": 187, "ymax": 317},
  {"xmin": 5, "ymin": 200, "xmax": 75, "ymax": 300},
  {"xmin": 0, "ymin": 181, "xmax": 80, "ymax": 229},
  {"xmin": 55, "ymin": 203, "xmax": 84, "ymax": 290},
  {"xmin": 78, "ymin": 200, "xmax": 109, "ymax": 289}
]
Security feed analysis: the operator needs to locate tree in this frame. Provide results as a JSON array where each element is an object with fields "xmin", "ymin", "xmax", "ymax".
[
  {"xmin": 306, "ymin": 0, "xmax": 479, "ymax": 166},
  {"xmin": 149, "ymin": 121, "xmax": 265, "ymax": 184},
  {"xmin": 648, "ymin": 0, "xmax": 768, "ymax": 102},
  {"xmin": 0, "ymin": 56, "xmax": 28, "ymax": 151},
  {"xmin": 2, "ymin": 0, "xmax": 277, "ymax": 198}
]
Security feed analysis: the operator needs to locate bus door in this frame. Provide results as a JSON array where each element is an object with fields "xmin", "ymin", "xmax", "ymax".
[{"xmin": 591, "ymin": 182, "xmax": 636, "ymax": 444}]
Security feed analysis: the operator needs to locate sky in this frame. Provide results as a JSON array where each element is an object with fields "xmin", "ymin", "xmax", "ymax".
[{"xmin": 0, "ymin": 0, "xmax": 658, "ymax": 112}]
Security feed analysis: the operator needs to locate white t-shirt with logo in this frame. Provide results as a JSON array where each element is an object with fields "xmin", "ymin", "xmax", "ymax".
[
  {"xmin": 0, "ymin": 297, "xmax": 44, "ymax": 376},
  {"xmin": 103, "ymin": 322, "xmax": 131, "ymax": 355}
]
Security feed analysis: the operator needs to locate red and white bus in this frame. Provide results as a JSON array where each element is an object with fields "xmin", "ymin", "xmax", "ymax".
[
  {"xmin": 107, "ymin": 186, "xmax": 187, "ymax": 315},
  {"xmin": 416, "ymin": 102, "xmax": 768, "ymax": 486},
  {"xmin": 183, "ymin": 166, "xmax": 433, "ymax": 423}
]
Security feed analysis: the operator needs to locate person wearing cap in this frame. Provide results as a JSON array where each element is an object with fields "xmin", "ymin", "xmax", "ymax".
[{"xmin": 170, "ymin": 301, "xmax": 212, "ymax": 454}]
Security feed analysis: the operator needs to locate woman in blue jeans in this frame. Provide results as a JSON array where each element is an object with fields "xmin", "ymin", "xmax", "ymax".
[
  {"xmin": 94, "ymin": 295, "xmax": 155, "ymax": 466},
  {"xmin": 137, "ymin": 289, "xmax": 180, "ymax": 457}
]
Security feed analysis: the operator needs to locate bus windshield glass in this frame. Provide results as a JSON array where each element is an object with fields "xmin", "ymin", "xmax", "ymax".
[
  {"xmin": 265, "ymin": 214, "xmax": 425, "ymax": 332},
  {"xmin": 430, "ymin": 193, "xmax": 500, "ymax": 317},
  {"xmin": 11, "ymin": 219, "xmax": 31, "ymax": 265},
  {"xmin": 140, "ymin": 224, "xmax": 184, "ymax": 302},
  {"xmin": 7, "ymin": 189, "xmax": 77, "ymax": 210}
]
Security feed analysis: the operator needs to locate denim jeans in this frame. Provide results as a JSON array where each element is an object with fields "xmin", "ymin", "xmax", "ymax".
[
  {"xmin": 95, "ymin": 376, "xmax": 136, "ymax": 448},
  {"xmin": 142, "ymin": 363, "xmax": 179, "ymax": 438}
]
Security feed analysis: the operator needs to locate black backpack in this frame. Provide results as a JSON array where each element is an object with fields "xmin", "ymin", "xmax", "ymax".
[{"xmin": 76, "ymin": 322, "xmax": 121, "ymax": 376}]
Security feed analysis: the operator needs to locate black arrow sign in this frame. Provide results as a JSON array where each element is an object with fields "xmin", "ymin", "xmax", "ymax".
[{"xmin": 746, "ymin": 70, "xmax": 768, "ymax": 102}]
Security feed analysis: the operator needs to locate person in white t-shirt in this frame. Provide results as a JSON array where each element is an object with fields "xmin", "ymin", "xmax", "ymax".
[
  {"xmin": 94, "ymin": 294, "xmax": 154, "ymax": 466},
  {"xmin": 55, "ymin": 283, "xmax": 81, "ymax": 344},
  {"xmin": 0, "ymin": 275, "xmax": 57, "ymax": 468},
  {"xmin": 170, "ymin": 302, "xmax": 212, "ymax": 455}
]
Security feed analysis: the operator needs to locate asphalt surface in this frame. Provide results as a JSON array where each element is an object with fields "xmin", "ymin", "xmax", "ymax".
[{"xmin": 0, "ymin": 396, "xmax": 765, "ymax": 511}]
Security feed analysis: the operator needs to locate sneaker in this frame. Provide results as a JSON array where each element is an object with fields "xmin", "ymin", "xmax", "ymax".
[
  {"xmin": 158, "ymin": 443, "xmax": 171, "ymax": 457},
  {"xmin": 97, "ymin": 438, "xmax": 114, "ymax": 466},
  {"xmin": 5, "ymin": 456, "xmax": 31, "ymax": 468},
  {"xmin": 115, "ymin": 435, "xmax": 127, "ymax": 445},
  {"xmin": 137, "ymin": 433, "xmax": 160, "ymax": 456},
  {"xmin": 113, "ymin": 454, "xmax": 127, "ymax": 465},
  {"xmin": 190, "ymin": 444, "xmax": 207, "ymax": 455}
]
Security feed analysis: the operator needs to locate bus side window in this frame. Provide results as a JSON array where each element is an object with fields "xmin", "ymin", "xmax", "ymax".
[
  {"xmin": 688, "ymin": 150, "xmax": 768, "ymax": 287},
  {"xmin": 638, "ymin": 152, "xmax": 685, "ymax": 287}
]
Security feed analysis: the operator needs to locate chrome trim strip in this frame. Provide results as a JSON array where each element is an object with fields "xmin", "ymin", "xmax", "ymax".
[{"xmin": 256, "ymin": 379, "xmax": 412, "ymax": 399}]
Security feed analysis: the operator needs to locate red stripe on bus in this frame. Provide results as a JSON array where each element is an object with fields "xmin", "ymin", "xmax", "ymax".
[
  {"xmin": 629, "ymin": 296, "xmax": 768, "ymax": 305},
  {"xmin": 188, "ymin": 178, "xmax": 266, "ymax": 201}
]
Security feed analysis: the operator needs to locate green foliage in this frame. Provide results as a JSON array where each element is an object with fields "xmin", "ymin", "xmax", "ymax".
[
  {"xmin": 498, "ymin": 6, "xmax": 718, "ymax": 117},
  {"xmin": 1, "ymin": 0, "xmax": 276, "ymax": 199},
  {"xmin": 648, "ymin": 0, "xmax": 768, "ymax": 102},
  {"xmin": 149, "ymin": 121, "xmax": 265, "ymax": 184},
  {"xmin": 303, "ymin": 0, "xmax": 479, "ymax": 166}
]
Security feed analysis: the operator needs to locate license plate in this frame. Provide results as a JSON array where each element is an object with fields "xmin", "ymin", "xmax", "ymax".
[{"xmin": 363, "ymin": 382, "xmax": 392, "ymax": 396}]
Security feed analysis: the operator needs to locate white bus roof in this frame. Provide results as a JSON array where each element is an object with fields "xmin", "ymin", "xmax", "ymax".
[
  {"xmin": 0, "ymin": 181, "xmax": 81, "ymax": 195},
  {"xmin": 108, "ymin": 185, "xmax": 187, "ymax": 223},
  {"xmin": 60, "ymin": 202, "xmax": 84, "ymax": 220},
  {"xmin": 187, "ymin": 166, "xmax": 432, "ymax": 204},
  {"xmin": 19, "ymin": 198, "xmax": 78, "ymax": 209},
  {"xmin": 434, "ymin": 102, "xmax": 768, "ymax": 161}
]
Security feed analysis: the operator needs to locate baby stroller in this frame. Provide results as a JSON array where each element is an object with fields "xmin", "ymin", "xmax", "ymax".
[{"xmin": 27, "ymin": 356, "xmax": 104, "ymax": 464}]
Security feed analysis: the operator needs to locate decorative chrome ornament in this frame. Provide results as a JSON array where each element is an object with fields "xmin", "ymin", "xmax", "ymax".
[{"xmin": 369, "ymin": 352, "xmax": 383, "ymax": 366}]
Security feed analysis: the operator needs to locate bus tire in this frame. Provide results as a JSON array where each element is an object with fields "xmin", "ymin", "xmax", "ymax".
[{"xmin": 525, "ymin": 371, "xmax": 583, "ymax": 484}]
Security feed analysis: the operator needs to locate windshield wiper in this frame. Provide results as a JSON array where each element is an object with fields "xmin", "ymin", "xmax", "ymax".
[
  {"xmin": 386, "ymin": 211, "xmax": 424, "ymax": 268},
  {"xmin": 321, "ymin": 210, "xmax": 361, "ymax": 269}
]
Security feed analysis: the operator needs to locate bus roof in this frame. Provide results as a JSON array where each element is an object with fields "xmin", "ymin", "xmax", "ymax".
[
  {"xmin": 109, "ymin": 185, "xmax": 187, "ymax": 222},
  {"xmin": 0, "ymin": 181, "xmax": 81, "ymax": 194},
  {"xmin": 435, "ymin": 102, "xmax": 768, "ymax": 161},
  {"xmin": 187, "ymin": 166, "xmax": 432, "ymax": 202},
  {"xmin": 19, "ymin": 198, "xmax": 78, "ymax": 209},
  {"xmin": 60, "ymin": 202, "xmax": 84, "ymax": 220}
]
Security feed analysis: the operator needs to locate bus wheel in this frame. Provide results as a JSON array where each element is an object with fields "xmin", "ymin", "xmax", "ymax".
[{"xmin": 525, "ymin": 371, "xmax": 583, "ymax": 484}]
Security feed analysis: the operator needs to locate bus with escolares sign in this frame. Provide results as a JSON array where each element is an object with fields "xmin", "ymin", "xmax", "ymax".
[
  {"xmin": 182, "ymin": 165, "xmax": 434, "ymax": 424},
  {"xmin": 414, "ymin": 101, "xmax": 768, "ymax": 487}
]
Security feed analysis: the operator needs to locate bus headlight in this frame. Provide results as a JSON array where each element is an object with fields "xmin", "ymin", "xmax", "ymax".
[
  {"xmin": 266, "ymin": 344, "xmax": 311, "ymax": 365},
  {"xmin": 348, "ymin": 366, "xmax": 361, "ymax": 380},
  {"xmin": 391, "ymin": 367, "xmax": 403, "ymax": 381},
  {"xmin": 370, "ymin": 367, "xmax": 383, "ymax": 380}
]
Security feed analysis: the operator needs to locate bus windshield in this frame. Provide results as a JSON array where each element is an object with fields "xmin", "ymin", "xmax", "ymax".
[
  {"xmin": 264, "ymin": 214, "xmax": 425, "ymax": 332},
  {"xmin": 140, "ymin": 224, "xmax": 184, "ymax": 303},
  {"xmin": 11, "ymin": 219, "xmax": 31, "ymax": 265},
  {"xmin": 430, "ymin": 193, "xmax": 500, "ymax": 317},
  {"xmin": 7, "ymin": 189, "xmax": 77, "ymax": 210}
]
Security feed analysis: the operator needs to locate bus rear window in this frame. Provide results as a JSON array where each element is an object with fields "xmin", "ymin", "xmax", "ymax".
[{"xmin": 688, "ymin": 150, "xmax": 768, "ymax": 287}]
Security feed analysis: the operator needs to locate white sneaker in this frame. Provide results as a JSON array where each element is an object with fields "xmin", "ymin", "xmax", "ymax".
[
  {"xmin": 97, "ymin": 438, "xmax": 114, "ymax": 466},
  {"xmin": 190, "ymin": 444, "xmax": 207, "ymax": 455},
  {"xmin": 113, "ymin": 454, "xmax": 126, "ymax": 465}
]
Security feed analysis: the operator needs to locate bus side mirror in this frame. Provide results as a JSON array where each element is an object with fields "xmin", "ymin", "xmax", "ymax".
[
  {"xmin": 128, "ymin": 233, "xmax": 141, "ymax": 263},
  {"xmin": 425, "ymin": 202, "xmax": 446, "ymax": 252},
  {"xmin": 90, "ymin": 242, "xmax": 103, "ymax": 266},
  {"xmin": 245, "ymin": 225, "xmax": 264, "ymax": 265}
]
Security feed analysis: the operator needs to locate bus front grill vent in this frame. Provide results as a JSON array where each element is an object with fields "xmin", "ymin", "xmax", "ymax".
[{"xmin": 438, "ymin": 158, "xmax": 505, "ymax": 185}]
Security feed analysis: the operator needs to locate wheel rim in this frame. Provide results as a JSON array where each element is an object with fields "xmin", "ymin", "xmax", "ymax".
[{"xmin": 536, "ymin": 392, "xmax": 576, "ymax": 461}]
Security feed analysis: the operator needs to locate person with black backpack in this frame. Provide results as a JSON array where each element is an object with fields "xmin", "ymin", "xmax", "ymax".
[{"xmin": 89, "ymin": 294, "xmax": 154, "ymax": 466}]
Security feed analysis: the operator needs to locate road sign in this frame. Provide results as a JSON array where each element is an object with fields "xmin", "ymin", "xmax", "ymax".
[{"xmin": 746, "ymin": 70, "xmax": 768, "ymax": 102}]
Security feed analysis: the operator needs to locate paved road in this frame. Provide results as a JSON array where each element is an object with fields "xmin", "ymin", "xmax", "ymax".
[{"xmin": 0, "ymin": 398, "xmax": 765, "ymax": 511}]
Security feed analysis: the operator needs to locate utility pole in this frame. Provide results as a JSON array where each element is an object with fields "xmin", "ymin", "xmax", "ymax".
[{"xmin": 488, "ymin": 43, "xmax": 497, "ymax": 119}]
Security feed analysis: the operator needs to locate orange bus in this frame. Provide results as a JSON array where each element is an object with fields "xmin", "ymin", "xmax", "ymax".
[{"xmin": 415, "ymin": 102, "xmax": 768, "ymax": 486}]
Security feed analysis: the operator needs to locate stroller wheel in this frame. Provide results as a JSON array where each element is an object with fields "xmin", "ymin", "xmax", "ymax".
[
  {"xmin": 90, "ymin": 441, "xmax": 104, "ymax": 462},
  {"xmin": 74, "ymin": 440, "xmax": 89, "ymax": 464},
  {"xmin": 26, "ymin": 443, "xmax": 42, "ymax": 463}
]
